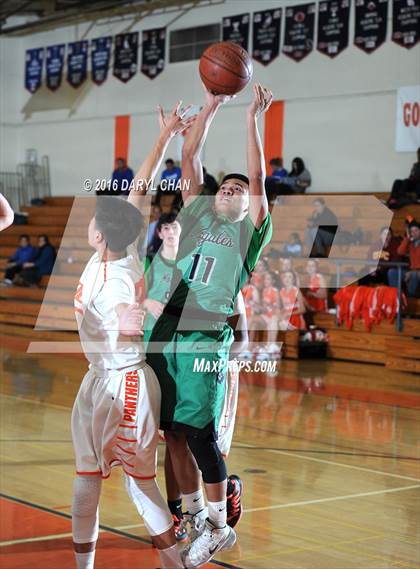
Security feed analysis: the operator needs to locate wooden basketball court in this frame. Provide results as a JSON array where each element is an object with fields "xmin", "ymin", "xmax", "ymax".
[{"xmin": 1, "ymin": 339, "xmax": 418, "ymax": 569}]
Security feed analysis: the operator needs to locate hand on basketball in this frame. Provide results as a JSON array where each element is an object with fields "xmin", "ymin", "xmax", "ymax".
[
  {"xmin": 202, "ymin": 82, "xmax": 236, "ymax": 106},
  {"xmin": 158, "ymin": 101, "xmax": 196, "ymax": 138},
  {"xmin": 248, "ymin": 84, "xmax": 273, "ymax": 118},
  {"xmin": 118, "ymin": 303, "xmax": 145, "ymax": 337}
]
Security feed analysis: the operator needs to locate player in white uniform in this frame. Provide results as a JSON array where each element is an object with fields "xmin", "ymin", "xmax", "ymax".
[{"xmin": 71, "ymin": 102, "xmax": 193, "ymax": 569}]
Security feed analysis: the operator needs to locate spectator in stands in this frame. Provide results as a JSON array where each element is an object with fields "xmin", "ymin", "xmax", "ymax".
[
  {"xmin": 275, "ymin": 157, "xmax": 312, "ymax": 195},
  {"xmin": 161, "ymin": 158, "xmax": 181, "ymax": 185},
  {"xmin": 0, "ymin": 194, "xmax": 13, "ymax": 231},
  {"xmin": 387, "ymin": 148, "xmax": 420, "ymax": 209},
  {"xmin": 304, "ymin": 198, "xmax": 338, "ymax": 257},
  {"xmin": 303, "ymin": 259, "xmax": 328, "ymax": 313},
  {"xmin": 2, "ymin": 234, "xmax": 35, "ymax": 286},
  {"xmin": 15, "ymin": 235, "xmax": 56, "ymax": 287},
  {"xmin": 388, "ymin": 221, "xmax": 420, "ymax": 297},
  {"xmin": 202, "ymin": 166, "xmax": 218, "ymax": 195},
  {"xmin": 269, "ymin": 157, "xmax": 288, "ymax": 180},
  {"xmin": 361, "ymin": 226, "xmax": 403, "ymax": 285},
  {"xmin": 283, "ymin": 232, "xmax": 303, "ymax": 257},
  {"xmin": 109, "ymin": 157, "xmax": 134, "ymax": 196}
]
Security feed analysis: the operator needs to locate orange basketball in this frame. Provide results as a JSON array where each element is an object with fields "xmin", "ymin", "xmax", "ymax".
[{"xmin": 199, "ymin": 41, "xmax": 253, "ymax": 96}]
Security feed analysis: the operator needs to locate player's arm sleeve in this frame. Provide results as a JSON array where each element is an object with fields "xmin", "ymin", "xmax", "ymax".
[
  {"xmin": 243, "ymin": 213, "xmax": 273, "ymax": 273},
  {"xmin": 228, "ymin": 292, "xmax": 248, "ymax": 355}
]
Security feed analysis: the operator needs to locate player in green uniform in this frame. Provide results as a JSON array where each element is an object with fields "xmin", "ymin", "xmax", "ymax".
[
  {"xmin": 142, "ymin": 212, "xmax": 181, "ymax": 350},
  {"xmin": 147, "ymin": 83, "xmax": 273, "ymax": 567}
]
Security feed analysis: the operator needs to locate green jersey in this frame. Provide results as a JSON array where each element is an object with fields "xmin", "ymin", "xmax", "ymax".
[
  {"xmin": 167, "ymin": 196, "xmax": 272, "ymax": 317},
  {"xmin": 143, "ymin": 253, "xmax": 176, "ymax": 341}
]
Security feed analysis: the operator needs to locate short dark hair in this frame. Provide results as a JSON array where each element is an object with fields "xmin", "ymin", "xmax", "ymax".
[
  {"xmin": 157, "ymin": 211, "xmax": 179, "ymax": 232},
  {"xmin": 270, "ymin": 157, "xmax": 283, "ymax": 167},
  {"xmin": 95, "ymin": 196, "xmax": 143, "ymax": 252},
  {"xmin": 221, "ymin": 173, "xmax": 249, "ymax": 186},
  {"xmin": 19, "ymin": 234, "xmax": 30, "ymax": 241},
  {"xmin": 165, "ymin": 159, "xmax": 175, "ymax": 165},
  {"xmin": 313, "ymin": 197, "xmax": 325, "ymax": 206}
]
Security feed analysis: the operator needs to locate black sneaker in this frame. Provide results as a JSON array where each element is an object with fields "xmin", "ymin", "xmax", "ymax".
[{"xmin": 226, "ymin": 474, "xmax": 243, "ymax": 528}]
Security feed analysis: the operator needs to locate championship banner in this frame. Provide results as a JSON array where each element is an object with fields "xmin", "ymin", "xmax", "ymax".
[
  {"xmin": 395, "ymin": 85, "xmax": 420, "ymax": 152},
  {"xmin": 25, "ymin": 48, "xmax": 44, "ymax": 94},
  {"xmin": 222, "ymin": 13, "xmax": 250, "ymax": 49},
  {"xmin": 91, "ymin": 36, "xmax": 112, "ymax": 85},
  {"xmin": 46, "ymin": 44, "xmax": 65, "ymax": 91},
  {"xmin": 67, "ymin": 40, "xmax": 88, "ymax": 88},
  {"xmin": 113, "ymin": 32, "xmax": 138, "ymax": 83},
  {"xmin": 283, "ymin": 3, "xmax": 316, "ymax": 62},
  {"xmin": 317, "ymin": 0, "xmax": 351, "ymax": 58},
  {"xmin": 141, "ymin": 28, "xmax": 166, "ymax": 80},
  {"xmin": 354, "ymin": 0, "xmax": 388, "ymax": 53},
  {"xmin": 392, "ymin": 0, "xmax": 420, "ymax": 49},
  {"xmin": 252, "ymin": 8, "xmax": 282, "ymax": 66}
]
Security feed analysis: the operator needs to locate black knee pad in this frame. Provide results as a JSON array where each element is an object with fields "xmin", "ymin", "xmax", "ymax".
[{"xmin": 186, "ymin": 433, "xmax": 227, "ymax": 484}]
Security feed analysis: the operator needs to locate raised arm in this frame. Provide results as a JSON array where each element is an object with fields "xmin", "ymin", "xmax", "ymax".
[
  {"xmin": 128, "ymin": 102, "xmax": 194, "ymax": 211},
  {"xmin": 247, "ymin": 84, "xmax": 273, "ymax": 229},
  {"xmin": 0, "ymin": 194, "xmax": 13, "ymax": 231},
  {"xmin": 181, "ymin": 89, "xmax": 232, "ymax": 206}
]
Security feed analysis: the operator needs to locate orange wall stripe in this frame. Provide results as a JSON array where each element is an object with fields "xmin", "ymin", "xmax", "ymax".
[
  {"xmin": 114, "ymin": 115, "xmax": 130, "ymax": 164},
  {"xmin": 264, "ymin": 100, "xmax": 285, "ymax": 170}
]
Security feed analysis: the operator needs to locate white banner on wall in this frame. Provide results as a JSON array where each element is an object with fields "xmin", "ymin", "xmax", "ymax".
[{"xmin": 395, "ymin": 85, "xmax": 420, "ymax": 152}]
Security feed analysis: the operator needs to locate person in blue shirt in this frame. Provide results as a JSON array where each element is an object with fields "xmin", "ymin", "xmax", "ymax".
[
  {"xmin": 156, "ymin": 159, "xmax": 182, "ymax": 209},
  {"xmin": 109, "ymin": 157, "xmax": 134, "ymax": 196},
  {"xmin": 15, "ymin": 235, "xmax": 56, "ymax": 286},
  {"xmin": 269, "ymin": 157, "xmax": 287, "ymax": 179},
  {"xmin": 2, "ymin": 234, "xmax": 36, "ymax": 285}
]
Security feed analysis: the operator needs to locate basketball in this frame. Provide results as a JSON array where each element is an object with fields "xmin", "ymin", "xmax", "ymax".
[{"xmin": 199, "ymin": 41, "xmax": 253, "ymax": 96}]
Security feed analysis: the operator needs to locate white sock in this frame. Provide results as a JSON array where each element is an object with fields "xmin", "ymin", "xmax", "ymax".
[
  {"xmin": 158, "ymin": 543, "xmax": 184, "ymax": 569},
  {"xmin": 182, "ymin": 489, "xmax": 204, "ymax": 515},
  {"xmin": 74, "ymin": 551, "xmax": 95, "ymax": 569},
  {"xmin": 208, "ymin": 499, "xmax": 227, "ymax": 529}
]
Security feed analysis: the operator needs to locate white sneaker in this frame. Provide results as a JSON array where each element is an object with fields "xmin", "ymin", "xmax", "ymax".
[
  {"xmin": 182, "ymin": 519, "xmax": 236, "ymax": 568},
  {"xmin": 255, "ymin": 346, "xmax": 270, "ymax": 361},
  {"xmin": 267, "ymin": 343, "xmax": 282, "ymax": 359},
  {"xmin": 184, "ymin": 508, "xmax": 207, "ymax": 541},
  {"xmin": 238, "ymin": 350, "xmax": 252, "ymax": 361}
]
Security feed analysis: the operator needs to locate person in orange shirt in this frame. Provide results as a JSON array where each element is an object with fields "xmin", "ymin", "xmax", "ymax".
[
  {"xmin": 303, "ymin": 259, "xmax": 328, "ymax": 313},
  {"xmin": 279, "ymin": 270, "xmax": 306, "ymax": 330},
  {"xmin": 257, "ymin": 271, "xmax": 281, "ymax": 359},
  {"xmin": 0, "ymin": 194, "xmax": 13, "ymax": 231}
]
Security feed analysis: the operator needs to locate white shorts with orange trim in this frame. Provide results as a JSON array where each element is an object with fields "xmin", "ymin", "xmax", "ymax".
[
  {"xmin": 217, "ymin": 359, "xmax": 239, "ymax": 457},
  {"xmin": 71, "ymin": 362, "xmax": 160, "ymax": 480}
]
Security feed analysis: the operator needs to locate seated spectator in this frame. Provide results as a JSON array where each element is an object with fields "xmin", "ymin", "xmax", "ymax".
[
  {"xmin": 269, "ymin": 157, "xmax": 288, "ymax": 180},
  {"xmin": 155, "ymin": 159, "xmax": 182, "ymax": 208},
  {"xmin": 274, "ymin": 157, "xmax": 312, "ymax": 195},
  {"xmin": 388, "ymin": 221, "xmax": 420, "ymax": 297},
  {"xmin": 304, "ymin": 198, "xmax": 338, "ymax": 257},
  {"xmin": 387, "ymin": 148, "xmax": 420, "ymax": 209},
  {"xmin": 360, "ymin": 227, "xmax": 402, "ymax": 285},
  {"xmin": 283, "ymin": 232, "xmax": 303, "ymax": 257},
  {"xmin": 15, "ymin": 235, "xmax": 56, "ymax": 287},
  {"xmin": 279, "ymin": 270, "xmax": 306, "ymax": 330},
  {"xmin": 303, "ymin": 259, "xmax": 328, "ymax": 313},
  {"xmin": 2, "ymin": 234, "xmax": 35, "ymax": 286},
  {"xmin": 279, "ymin": 256, "xmax": 301, "ymax": 286},
  {"xmin": 108, "ymin": 157, "xmax": 134, "ymax": 196},
  {"xmin": 202, "ymin": 166, "xmax": 219, "ymax": 195}
]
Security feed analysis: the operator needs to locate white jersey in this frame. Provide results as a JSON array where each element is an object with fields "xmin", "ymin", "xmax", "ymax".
[{"xmin": 74, "ymin": 243, "xmax": 144, "ymax": 370}]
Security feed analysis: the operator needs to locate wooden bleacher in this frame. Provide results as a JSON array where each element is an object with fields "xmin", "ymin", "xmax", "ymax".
[{"xmin": 0, "ymin": 193, "xmax": 419, "ymax": 373}]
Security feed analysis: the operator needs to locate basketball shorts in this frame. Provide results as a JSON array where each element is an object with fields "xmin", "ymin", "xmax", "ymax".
[
  {"xmin": 217, "ymin": 359, "xmax": 239, "ymax": 457},
  {"xmin": 71, "ymin": 361, "xmax": 161, "ymax": 480},
  {"xmin": 146, "ymin": 313, "xmax": 234, "ymax": 435}
]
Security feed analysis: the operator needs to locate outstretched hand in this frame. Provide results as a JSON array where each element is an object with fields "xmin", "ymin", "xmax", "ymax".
[
  {"xmin": 118, "ymin": 303, "xmax": 145, "ymax": 337},
  {"xmin": 158, "ymin": 101, "xmax": 196, "ymax": 138},
  {"xmin": 247, "ymin": 83, "xmax": 273, "ymax": 118},
  {"xmin": 203, "ymin": 82, "xmax": 236, "ymax": 106}
]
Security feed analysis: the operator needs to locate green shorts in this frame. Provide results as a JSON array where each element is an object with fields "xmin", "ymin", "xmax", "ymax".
[{"xmin": 146, "ymin": 313, "xmax": 233, "ymax": 435}]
